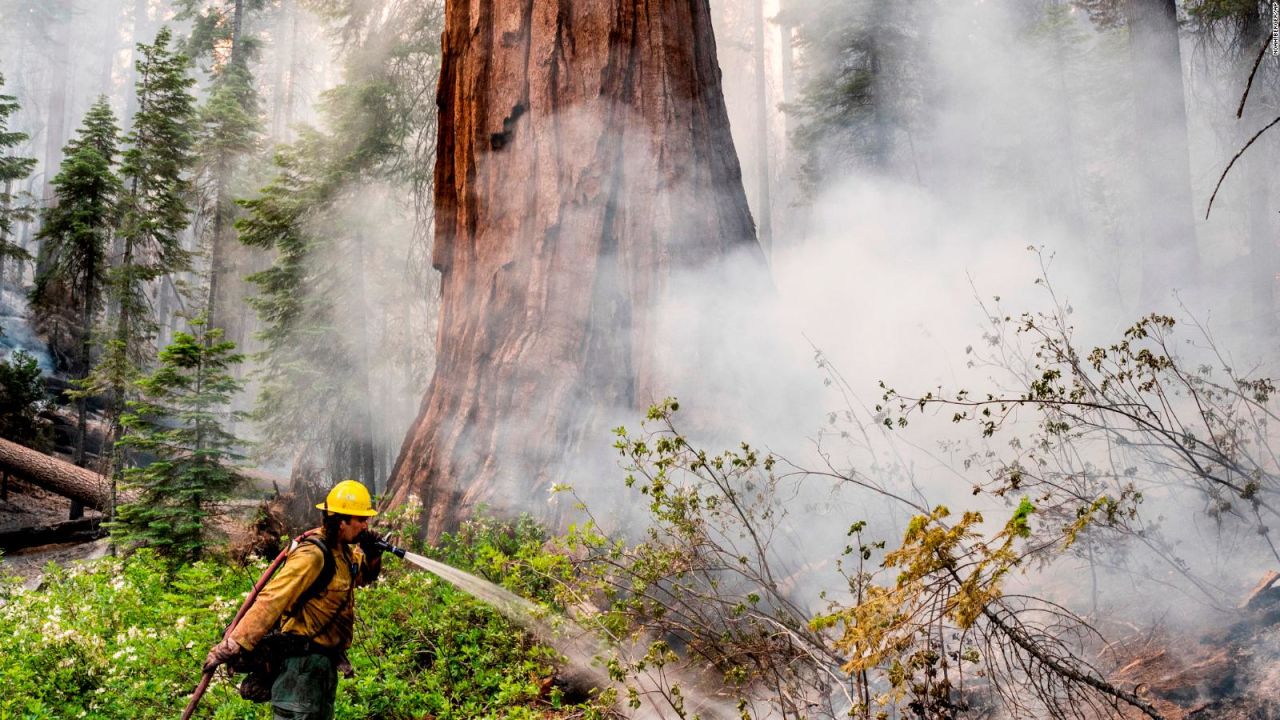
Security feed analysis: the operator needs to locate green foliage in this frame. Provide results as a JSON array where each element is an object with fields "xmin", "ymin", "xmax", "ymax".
[
  {"xmin": 0, "ymin": 349, "xmax": 49, "ymax": 448},
  {"xmin": 342, "ymin": 558, "xmax": 566, "ymax": 720},
  {"xmin": 0, "ymin": 71, "xmax": 36, "ymax": 256},
  {"xmin": 237, "ymin": 3, "xmax": 441, "ymax": 480},
  {"xmin": 195, "ymin": 61, "xmax": 261, "ymax": 180},
  {"xmin": 237, "ymin": 131, "xmax": 353, "ymax": 460},
  {"xmin": 104, "ymin": 25, "xmax": 198, "ymax": 377},
  {"xmin": 91, "ymin": 26, "xmax": 198, "ymax": 479},
  {"xmin": 119, "ymin": 26, "xmax": 197, "ymax": 282},
  {"xmin": 112, "ymin": 320, "xmax": 246, "ymax": 561},
  {"xmin": 175, "ymin": 0, "xmax": 270, "ymax": 70},
  {"xmin": 878, "ymin": 271, "xmax": 1280, "ymax": 610},
  {"xmin": 31, "ymin": 97, "xmax": 122, "ymax": 375},
  {"xmin": 0, "ymin": 521, "xmax": 597, "ymax": 719},
  {"xmin": 550, "ymin": 400, "xmax": 1153, "ymax": 719},
  {"xmin": 785, "ymin": 0, "xmax": 928, "ymax": 188},
  {"xmin": 1185, "ymin": 0, "xmax": 1266, "ymax": 27},
  {"xmin": 184, "ymin": 0, "xmax": 264, "ymax": 331},
  {"xmin": 0, "ymin": 550, "xmax": 259, "ymax": 719},
  {"xmin": 1073, "ymin": 0, "xmax": 1124, "ymax": 29},
  {"xmin": 553, "ymin": 399, "xmax": 838, "ymax": 718},
  {"xmin": 431, "ymin": 513, "xmax": 572, "ymax": 603}
]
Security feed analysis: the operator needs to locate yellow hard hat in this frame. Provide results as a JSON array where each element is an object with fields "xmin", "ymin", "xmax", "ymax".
[{"xmin": 316, "ymin": 479, "xmax": 378, "ymax": 517}]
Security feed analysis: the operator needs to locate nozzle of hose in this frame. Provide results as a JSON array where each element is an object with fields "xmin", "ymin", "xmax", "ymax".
[{"xmin": 371, "ymin": 538, "xmax": 407, "ymax": 559}]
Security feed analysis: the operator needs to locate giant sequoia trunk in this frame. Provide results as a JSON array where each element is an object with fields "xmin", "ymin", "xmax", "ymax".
[{"xmin": 387, "ymin": 0, "xmax": 762, "ymax": 537}]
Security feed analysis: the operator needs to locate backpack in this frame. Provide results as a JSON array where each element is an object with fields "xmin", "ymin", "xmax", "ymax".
[{"xmin": 229, "ymin": 535, "xmax": 343, "ymax": 702}]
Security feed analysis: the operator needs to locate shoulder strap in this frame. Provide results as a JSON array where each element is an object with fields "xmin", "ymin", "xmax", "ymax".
[{"xmin": 285, "ymin": 535, "xmax": 336, "ymax": 619}]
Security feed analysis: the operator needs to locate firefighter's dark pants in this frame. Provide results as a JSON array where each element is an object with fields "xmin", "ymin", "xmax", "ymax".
[{"xmin": 271, "ymin": 653, "xmax": 337, "ymax": 720}]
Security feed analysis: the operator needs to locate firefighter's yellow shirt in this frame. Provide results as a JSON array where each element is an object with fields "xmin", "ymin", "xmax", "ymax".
[{"xmin": 231, "ymin": 530, "xmax": 373, "ymax": 652}]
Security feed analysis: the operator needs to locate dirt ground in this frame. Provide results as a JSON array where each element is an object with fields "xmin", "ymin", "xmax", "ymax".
[
  {"xmin": 0, "ymin": 475, "xmax": 103, "ymax": 532},
  {"xmin": 1, "ymin": 537, "xmax": 110, "ymax": 589},
  {"xmin": 0, "ymin": 476, "xmax": 109, "ymax": 588}
]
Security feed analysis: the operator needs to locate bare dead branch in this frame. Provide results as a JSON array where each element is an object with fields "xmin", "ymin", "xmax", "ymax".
[
  {"xmin": 1206, "ymin": 114, "xmax": 1280, "ymax": 219},
  {"xmin": 1236, "ymin": 38, "xmax": 1270, "ymax": 119}
]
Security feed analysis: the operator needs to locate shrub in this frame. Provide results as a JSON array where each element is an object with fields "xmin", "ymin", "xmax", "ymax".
[{"xmin": 0, "ymin": 519, "xmax": 597, "ymax": 720}]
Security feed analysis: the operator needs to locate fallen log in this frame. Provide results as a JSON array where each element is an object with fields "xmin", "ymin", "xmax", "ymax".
[
  {"xmin": 0, "ymin": 437, "xmax": 112, "ymax": 511},
  {"xmin": 0, "ymin": 437, "xmax": 288, "ymax": 512},
  {"xmin": 0, "ymin": 516, "xmax": 106, "ymax": 551}
]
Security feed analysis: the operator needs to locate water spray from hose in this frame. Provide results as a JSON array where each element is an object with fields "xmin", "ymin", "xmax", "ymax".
[{"xmin": 184, "ymin": 531, "xmax": 733, "ymax": 720}]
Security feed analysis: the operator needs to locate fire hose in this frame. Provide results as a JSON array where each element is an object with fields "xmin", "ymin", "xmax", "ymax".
[{"xmin": 180, "ymin": 533, "xmax": 406, "ymax": 720}]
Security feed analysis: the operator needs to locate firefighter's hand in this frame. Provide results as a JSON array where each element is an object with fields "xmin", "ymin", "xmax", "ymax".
[
  {"xmin": 336, "ymin": 653, "xmax": 355, "ymax": 678},
  {"xmin": 203, "ymin": 637, "xmax": 241, "ymax": 673},
  {"xmin": 358, "ymin": 530, "xmax": 385, "ymax": 560}
]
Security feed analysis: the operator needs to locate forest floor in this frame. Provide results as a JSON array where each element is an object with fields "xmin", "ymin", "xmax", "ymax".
[
  {"xmin": 0, "ymin": 536, "xmax": 109, "ymax": 589},
  {"xmin": 0, "ymin": 475, "xmax": 85, "ymax": 532},
  {"xmin": 0, "ymin": 477, "xmax": 107, "ymax": 589}
]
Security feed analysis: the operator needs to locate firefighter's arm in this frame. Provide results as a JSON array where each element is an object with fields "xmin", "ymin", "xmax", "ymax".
[
  {"xmin": 230, "ymin": 543, "xmax": 325, "ymax": 651},
  {"xmin": 357, "ymin": 546, "xmax": 382, "ymax": 586}
]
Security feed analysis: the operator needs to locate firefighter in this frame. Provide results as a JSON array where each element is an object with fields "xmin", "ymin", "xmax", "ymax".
[{"xmin": 203, "ymin": 479, "xmax": 384, "ymax": 719}]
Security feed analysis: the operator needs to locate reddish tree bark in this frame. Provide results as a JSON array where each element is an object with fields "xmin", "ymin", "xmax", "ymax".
[{"xmin": 387, "ymin": 0, "xmax": 762, "ymax": 537}]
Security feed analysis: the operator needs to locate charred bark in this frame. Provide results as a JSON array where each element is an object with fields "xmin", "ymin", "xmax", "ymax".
[
  {"xmin": 0, "ymin": 516, "xmax": 106, "ymax": 551},
  {"xmin": 388, "ymin": 0, "xmax": 763, "ymax": 538}
]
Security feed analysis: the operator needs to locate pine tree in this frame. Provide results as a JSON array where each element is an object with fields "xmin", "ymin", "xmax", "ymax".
[
  {"xmin": 0, "ymin": 350, "xmax": 50, "ymax": 450},
  {"xmin": 787, "ymin": 0, "xmax": 928, "ymax": 190},
  {"xmin": 113, "ymin": 318, "xmax": 245, "ymax": 561},
  {"xmin": 238, "ymin": 129, "xmax": 378, "ymax": 487},
  {"xmin": 93, "ymin": 27, "xmax": 198, "ymax": 516},
  {"xmin": 31, "ymin": 97, "xmax": 123, "ymax": 467},
  {"xmin": 0, "ymin": 72, "xmax": 37, "ymax": 271},
  {"xmin": 180, "ymin": 0, "xmax": 265, "ymax": 342},
  {"xmin": 98, "ymin": 28, "xmax": 197, "ymax": 397},
  {"xmin": 177, "ymin": 0, "xmax": 267, "ymax": 68},
  {"xmin": 195, "ymin": 60, "xmax": 260, "ymax": 338}
]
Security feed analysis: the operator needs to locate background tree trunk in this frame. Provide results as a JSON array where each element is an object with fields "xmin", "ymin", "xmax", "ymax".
[
  {"xmin": 752, "ymin": 0, "xmax": 772, "ymax": 257},
  {"xmin": 352, "ymin": 230, "xmax": 378, "ymax": 493},
  {"xmin": 39, "ymin": 0, "xmax": 74, "ymax": 227},
  {"xmin": 1237, "ymin": 7, "xmax": 1277, "ymax": 333},
  {"xmin": 124, "ymin": 0, "xmax": 153, "ymax": 129},
  {"xmin": 387, "ymin": 0, "xmax": 762, "ymax": 538},
  {"xmin": 1125, "ymin": 0, "xmax": 1199, "ymax": 306}
]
